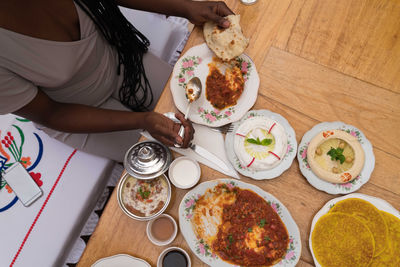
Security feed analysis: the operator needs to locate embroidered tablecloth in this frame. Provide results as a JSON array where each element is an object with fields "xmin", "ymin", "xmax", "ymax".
[{"xmin": 0, "ymin": 114, "xmax": 114, "ymax": 267}]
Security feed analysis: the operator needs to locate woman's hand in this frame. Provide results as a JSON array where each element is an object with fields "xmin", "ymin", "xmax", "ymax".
[
  {"xmin": 144, "ymin": 112, "xmax": 194, "ymax": 148},
  {"xmin": 184, "ymin": 1, "xmax": 234, "ymax": 28},
  {"xmin": 117, "ymin": 0, "xmax": 234, "ymax": 28}
]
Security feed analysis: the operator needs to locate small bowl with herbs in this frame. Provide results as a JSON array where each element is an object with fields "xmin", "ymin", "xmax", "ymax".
[{"xmin": 117, "ymin": 173, "xmax": 171, "ymax": 221}]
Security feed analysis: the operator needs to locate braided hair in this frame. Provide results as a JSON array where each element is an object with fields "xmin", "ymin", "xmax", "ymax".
[{"xmin": 74, "ymin": 0, "xmax": 153, "ymax": 111}]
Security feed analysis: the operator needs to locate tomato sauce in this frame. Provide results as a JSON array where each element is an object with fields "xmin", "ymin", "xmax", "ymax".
[
  {"xmin": 205, "ymin": 60, "xmax": 245, "ymax": 110},
  {"xmin": 211, "ymin": 187, "xmax": 289, "ymax": 266}
]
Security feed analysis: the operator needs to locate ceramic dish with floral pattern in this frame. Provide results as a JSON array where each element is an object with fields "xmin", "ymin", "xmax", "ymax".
[
  {"xmin": 170, "ymin": 43, "xmax": 259, "ymax": 127},
  {"xmin": 309, "ymin": 193, "xmax": 400, "ymax": 267},
  {"xmin": 179, "ymin": 178, "xmax": 301, "ymax": 267},
  {"xmin": 297, "ymin": 122, "xmax": 375, "ymax": 194},
  {"xmin": 225, "ymin": 110, "xmax": 297, "ymax": 179}
]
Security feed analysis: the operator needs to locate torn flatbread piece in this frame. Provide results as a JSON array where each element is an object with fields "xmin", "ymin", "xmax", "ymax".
[{"xmin": 203, "ymin": 15, "xmax": 249, "ymax": 61}]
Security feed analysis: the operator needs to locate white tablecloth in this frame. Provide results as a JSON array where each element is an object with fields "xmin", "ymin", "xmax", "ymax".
[{"xmin": 0, "ymin": 115, "xmax": 114, "ymax": 267}]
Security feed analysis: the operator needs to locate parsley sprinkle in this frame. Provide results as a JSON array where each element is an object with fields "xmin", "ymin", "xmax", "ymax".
[
  {"xmin": 258, "ymin": 218, "xmax": 266, "ymax": 228},
  {"xmin": 228, "ymin": 234, "xmax": 234, "ymax": 244},
  {"xmin": 139, "ymin": 187, "xmax": 150, "ymax": 199}
]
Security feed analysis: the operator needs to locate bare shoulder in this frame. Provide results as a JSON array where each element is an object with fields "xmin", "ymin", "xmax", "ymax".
[
  {"xmin": 0, "ymin": 1, "xmax": 41, "ymax": 31},
  {"xmin": 0, "ymin": 0, "xmax": 80, "ymax": 42},
  {"xmin": 0, "ymin": 1, "xmax": 19, "ymax": 29}
]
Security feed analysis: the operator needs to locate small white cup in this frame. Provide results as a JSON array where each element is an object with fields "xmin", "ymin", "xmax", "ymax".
[
  {"xmin": 168, "ymin": 156, "xmax": 201, "ymax": 189},
  {"xmin": 146, "ymin": 214, "xmax": 177, "ymax": 246},
  {"xmin": 157, "ymin": 246, "xmax": 191, "ymax": 267}
]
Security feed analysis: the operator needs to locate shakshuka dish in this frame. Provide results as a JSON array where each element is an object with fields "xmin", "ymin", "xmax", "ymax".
[
  {"xmin": 192, "ymin": 183, "xmax": 289, "ymax": 266},
  {"xmin": 205, "ymin": 57, "xmax": 245, "ymax": 110}
]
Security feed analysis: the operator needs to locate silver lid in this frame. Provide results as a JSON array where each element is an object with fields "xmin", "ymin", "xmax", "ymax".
[{"xmin": 124, "ymin": 141, "xmax": 172, "ymax": 180}]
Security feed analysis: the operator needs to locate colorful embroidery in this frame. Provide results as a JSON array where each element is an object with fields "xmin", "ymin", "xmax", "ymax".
[{"xmin": 0, "ymin": 123, "xmax": 44, "ymax": 212}]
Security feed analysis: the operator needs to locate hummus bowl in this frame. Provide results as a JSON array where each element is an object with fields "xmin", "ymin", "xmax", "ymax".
[
  {"xmin": 307, "ymin": 130, "xmax": 365, "ymax": 184},
  {"xmin": 297, "ymin": 121, "xmax": 375, "ymax": 194},
  {"xmin": 117, "ymin": 173, "xmax": 171, "ymax": 221}
]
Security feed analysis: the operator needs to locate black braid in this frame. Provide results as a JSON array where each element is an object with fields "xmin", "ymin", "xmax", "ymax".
[{"xmin": 74, "ymin": 0, "xmax": 153, "ymax": 111}]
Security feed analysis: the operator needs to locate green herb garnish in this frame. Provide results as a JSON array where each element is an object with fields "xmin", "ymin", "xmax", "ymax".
[
  {"xmin": 264, "ymin": 236, "xmax": 271, "ymax": 241},
  {"xmin": 327, "ymin": 147, "xmax": 346, "ymax": 164},
  {"xmin": 258, "ymin": 218, "xmax": 266, "ymax": 228},
  {"xmin": 248, "ymin": 227, "xmax": 253, "ymax": 232},
  {"xmin": 228, "ymin": 234, "xmax": 234, "ymax": 244},
  {"xmin": 246, "ymin": 137, "xmax": 272, "ymax": 146},
  {"xmin": 139, "ymin": 187, "xmax": 150, "ymax": 199}
]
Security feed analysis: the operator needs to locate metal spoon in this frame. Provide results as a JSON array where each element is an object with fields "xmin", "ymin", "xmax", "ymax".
[{"xmin": 175, "ymin": 77, "xmax": 202, "ymax": 147}]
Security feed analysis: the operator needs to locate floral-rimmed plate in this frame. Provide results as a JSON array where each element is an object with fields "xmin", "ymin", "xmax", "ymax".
[
  {"xmin": 309, "ymin": 193, "xmax": 400, "ymax": 267},
  {"xmin": 179, "ymin": 178, "xmax": 301, "ymax": 267},
  {"xmin": 297, "ymin": 121, "xmax": 374, "ymax": 194},
  {"xmin": 170, "ymin": 43, "xmax": 259, "ymax": 127},
  {"xmin": 225, "ymin": 110, "xmax": 297, "ymax": 179},
  {"xmin": 91, "ymin": 254, "xmax": 151, "ymax": 267}
]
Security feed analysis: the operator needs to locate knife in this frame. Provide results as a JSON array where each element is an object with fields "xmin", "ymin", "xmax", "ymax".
[
  {"xmin": 144, "ymin": 113, "xmax": 241, "ymax": 179},
  {"xmin": 189, "ymin": 143, "xmax": 240, "ymax": 179},
  {"xmin": 140, "ymin": 130, "xmax": 240, "ymax": 179}
]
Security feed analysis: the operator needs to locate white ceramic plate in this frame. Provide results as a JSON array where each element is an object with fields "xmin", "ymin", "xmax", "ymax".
[
  {"xmin": 179, "ymin": 178, "xmax": 301, "ymax": 267},
  {"xmin": 225, "ymin": 110, "xmax": 297, "ymax": 179},
  {"xmin": 91, "ymin": 254, "xmax": 151, "ymax": 267},
  {"xmin": 170, "ymin": 43, "xmax": 259, "ymax": 127},
  {"xmin": 297, "ymin": 121, "xmax": 375, "ymax": 194},
  {"xmin": 309, "ymin": 193, "xmax": 400, "ymax": 267}
]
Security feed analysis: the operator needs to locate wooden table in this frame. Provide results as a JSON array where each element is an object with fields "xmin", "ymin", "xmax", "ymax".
[{"xmin": 78, "ymin": 0, "xmax": 400, "ymax": 266}]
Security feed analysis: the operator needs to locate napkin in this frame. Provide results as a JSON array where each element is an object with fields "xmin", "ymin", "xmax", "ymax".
[{"xmin": 140, "ymin": 123, "xmax": 240, "ymax": 179}]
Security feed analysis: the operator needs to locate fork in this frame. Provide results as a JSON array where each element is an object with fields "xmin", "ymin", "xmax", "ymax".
[{"xmin": 210, "ymin": 123, "xmax": 234, "ymax": 134}]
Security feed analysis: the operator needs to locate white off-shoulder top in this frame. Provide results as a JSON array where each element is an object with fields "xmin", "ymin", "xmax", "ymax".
[{"xmin": 0, "ymin": 2, "xmax": 123, "ymax": 114}]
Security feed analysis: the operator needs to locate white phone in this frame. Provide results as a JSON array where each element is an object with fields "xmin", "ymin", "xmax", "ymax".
[{"xmin": 2, "ymin": 162, "xmax": 43, "ymax": 207}]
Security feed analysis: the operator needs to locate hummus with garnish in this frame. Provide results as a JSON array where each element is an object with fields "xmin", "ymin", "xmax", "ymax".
[
  {"xmin": 234, "ymin": 117, "xmax": 287, "ymax": 170},
  {"xmin": 307, "ymin": 130, "xmax": 365, "ymax": 183}
]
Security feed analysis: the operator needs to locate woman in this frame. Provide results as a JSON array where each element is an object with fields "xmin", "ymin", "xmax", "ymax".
[{"xmin": 0, "ymin": 0, "xmax": 233, "ymax": 161}]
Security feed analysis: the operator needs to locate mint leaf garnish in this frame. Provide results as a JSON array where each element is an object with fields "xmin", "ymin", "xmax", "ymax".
[
  {"xmin": 261, "ymin": 139, "xmax": 272, "ymax": 146},
  {"xmin": 246, "ymin": 138, "xmax": 259, "ymax": 144},
  {"xmin": 327, "ymin": 147, "xmax": 346, "ymax": 164},
  {"xmin": 246, "ymin": 138, "xmax": 272, "ymax": 147}
]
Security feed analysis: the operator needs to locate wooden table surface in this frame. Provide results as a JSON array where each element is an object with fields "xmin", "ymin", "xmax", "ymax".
[{"xmin": 77, "ymin": 0, "xmax": 400, "ymax": 266}]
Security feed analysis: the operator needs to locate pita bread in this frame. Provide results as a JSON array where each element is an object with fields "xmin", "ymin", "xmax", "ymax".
[
  {"xmin": 311, "ymin": 212, "xmax": 375, "ymax": 267},
  {"xmin": 203, "ymin": 15, "xmax": 249, "ymax": 61},
  {"xmin": 370, "ymin": 211, "xmax": 400, "ymax": 266},
  {"xmin": 329, "ymin": 198, "xmax": 388, "ymax": 256}
]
